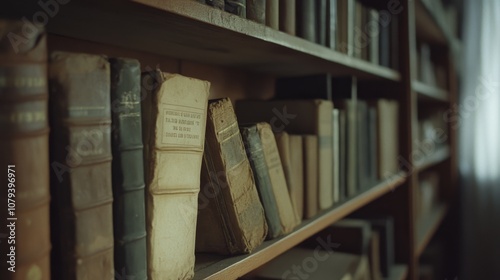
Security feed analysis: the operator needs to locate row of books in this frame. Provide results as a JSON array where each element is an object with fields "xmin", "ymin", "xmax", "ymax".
[
  {"xmin": 195, "ymin": 0, "xmax": 399, "ymax": 69},
  {"xmin": 1, "ymin": 21, "xmax": 401, "ymax": 280},
  {"xmin": 244, "ymin": 216, "xmax": 397, "ymax": 280}
]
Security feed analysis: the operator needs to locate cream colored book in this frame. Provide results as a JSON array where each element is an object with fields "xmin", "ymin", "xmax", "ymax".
[{"xmin": 141, "ymin": 70, "xmax": 209, "ymax": 279}]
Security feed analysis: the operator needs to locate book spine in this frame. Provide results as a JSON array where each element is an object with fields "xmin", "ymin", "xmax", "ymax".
[
  {"xmin": 247, "ymin": 0, "xmax": 266, "ymax": 23},
  {"xmin": 241, "ymin": 126, "xmax": 282, "ymax": 239},
  {"xmin": 302, "ymin": 135, "xmax": 318, "ymax": 219},
  {"xmin": 332, "ymin": 109, "xmax": 340, "ymax": 203},
  {"xmin": 266, "ymin": 0, "xmax": 279, "ymax": 29},
  {"xmin": 296, "ymin": 0, "xmax": 316, "ymax": 42},
  {"xmin": 317, "ymin": 0, "xmax": 327, "ymax": 45},
  {"xmin": 109, "ymin": 58, "xmax": 147, "ymax": 280},
  {"xmin": 317, "ymin": 101, "xmax": 334, "ymax": 209},
  {"xmin": 327, "ymin": 0, "xmax": 337, "ymax": 48},
  {"xmin": 279, "ymin": 0, "xmax": 295, "ymax": 35},
  {"xmin": 225, "ymin": 0, "xmax": 246, "ymax": 17},
  {"xmin": 0, "ymin": 20, "xmax": 51, "ymax": 280},
  {"xmin": 49, "ymin": 52, "xmax": 114, "ymax": 280}
]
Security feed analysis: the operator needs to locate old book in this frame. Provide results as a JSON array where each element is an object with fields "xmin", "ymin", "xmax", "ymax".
[
  {"xmin": 302, "ymin": 135, "xmax": 318, "ymax": 219},
  {"xmin": 377, "ymin": 100, "xmax": 399, "ymax": 179},
  {"xmin": 289, "ymin": 135, "xmax": 304, "ymax": 220},
  {"xmin": 390, "ymin": 16, "xmax": 399, "ymax": 70},
  {"xmin": 196, "ymin": 98, "xmax": 267, "ymax": 254},
  {"xmin": 296, "ymin": 0, "xmax": 316, "ymax": 42},
  {"xmin": 278, "ymin": 0, "xmax": 295, "ymax": 35},
  {"xmin": 339, "ymin": 110, "xmax": 347, "ymax": 201},
  {"xmin": 257, "ymin": 123, "xmax": 299, "ymax": 234},
  {"xmin": 266, "ymin": 0, "xmax": 279, "ymax": 29},
  {"xmin": 236, "ymin": 99, "xmax": 333, "ymax": 210},
  {"xmin": 367, "ymin": 106, "xmax": 378, "ymax": 184},
  {"xmin": 379, "ymin": 10, "xmax": 390, "ymax": 68},
  {"xmin": 369, "ymin": 232, "xmax": 383, "ymax": 280},
  {"xmin": 225, "ymin": 0, "xmax": 246, "ymax": 17},
  {"xmin": 368, "ymin": 9, "xmax": 380, "ymax": 65},
  {"xmin": 0, "ymin": 20, "xmax": 51, "ymax": 280},
  {"xmin": 327, "ymin": 0, "xmax": 338, "ymax": 49},
  {"xmin": 109, "ymin": 58, "xmax": 147, "ymax": 280},
  {"xmin": 353, "ymin": 1, "xmax": 363, "ymax": 59},
  {"xmin": 207, "ymin": 0, "xmax": 224, "ymax": 9},
  {"xmin": 335, "ymin": 99, "xmax": 358, "ymax": 197},
  {"xmin": 332, "ymin": 109, "xmax": 340, "ymax": 203},
  {"xmin": 141, "ymin": 70, "xmax": 209, "ymax": 278},
  {"xmin": 317, "ymin": 0, "xmax": 327, "ymax": 45},
  {"xmin": 247, "ymin": 0, "xmax": 266, "ymax": 23},
  {"xmin": 357, "ymin": 100, "xmax": 369, "ymax": 190},
  {"xmin": 240, "ymin": 125, "xmax": 282, "ymax": 239},
  {"xmin": 337, "ymin": 0, "xmax": 355, "ymax": 54},
  {"xmin": 49, "ymin": 52, "xmax": 114, "ymax": 280}
]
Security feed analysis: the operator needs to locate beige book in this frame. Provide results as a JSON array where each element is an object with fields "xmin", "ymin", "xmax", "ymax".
[
  {"xmin": 258, "ymin": 124, "xmax": 299, "ymax": 234},
  {"xmin": 289, "ymin": 134, "xmax": 304, "ymax": 220},
  {"xmin": 141, "ymin": 70, "xmax": 209, "ymax": 279},
  {"xmin": 369, "ymin": 232, "xmax": 383, "ymax": 280},
  {"xmin": 196, "ymin": 98, "xmax": 267, "ymax": 254},
  {"xmin": 377, "ymin": 100, "xmax": 399, "ymax": 179},
  {"xmin": 303, "ymin": 135, "xmax": 318, "ymax": 219},
  {"xmin": 236, "ymin": 99, "xmax": 333, "ymax": 210},
  {"xmin": 275, "ymin": 132, "xmax": 304, "ymax": 222}
]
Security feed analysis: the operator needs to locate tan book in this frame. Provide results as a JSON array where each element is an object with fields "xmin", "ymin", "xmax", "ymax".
[
  {"xmin": 275, "ymin": 132, "xmax": 303, "ymax": 222},
  {"xmin": 369, "ymin": 232, "xmax": 383, "ymax": 280},
  {"xmin": 266, "ymin": 0, "xmax": 279, "ymax": 29},
  {"xmin": 196, "ymin": 98, "xmax": 267, "ymax": 254},
  {"xmin": 289, "ymin": 134, "xmax": 304, "ymax": 220},
  {"xmin": 376, "ymin": 100, "xmax": 399, "ymax": 179},
  {"xmin": 236, "ymin": 99, "xmax": 333, "ymax": 210},
  {"xmin": 141, "ymin": 70, "xmax": 209, "ymax": 279},
  {"xmin": 303, "ymin": 135, "xmax": 318, "ymax": 219},
  {"xmin": 258, "ymin": 125, "xmax": 299, "ymax": 234}
]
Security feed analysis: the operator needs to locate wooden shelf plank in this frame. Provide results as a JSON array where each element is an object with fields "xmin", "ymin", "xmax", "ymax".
[
  {"xmin": 415, "ymin": 203, "xmax": 448, "ymax": 257},
  {"xmin": 2, "ymin": 0, "xmax": 400, "ymax": 80},
  {"xmin": 194, "ymin": 172, "xmax": 407, "ymax": 279},
  {"xmin": 415, "ymin": 146, "xmax": 450, "ymax": 172},
  {"xmin": 385, "ymin": 264, "xmax": 409, "ymax": 280},
  {"xmin": 412, "ymin": 80, "xmax": 449, "ymax": 102}
]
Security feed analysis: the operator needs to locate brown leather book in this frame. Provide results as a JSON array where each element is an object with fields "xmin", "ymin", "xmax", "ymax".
[
  {"xmin": 257, "ymin": 124, "xmax": 299, "ymax": 234},
  {"xmin": 278, "ymin": 0, "xmax": 295, "ymax": 35},
  {"xmin": 49, "ymin": 52, "xmax": 114, "ymax": 280},
  {"xmin": 196, "ymin": 98, "xmax": 267, "ymax": 255},
  {"xmin": 302, "ymin": 135, "xmax": 318, "ymax": 219},
  {"xmin": 141, "ymin": 70, "xmax": 210, "ymax": 279},
  {"xmin": 0, "ymin": 20, "xmax": 51, "ymax": 280}
]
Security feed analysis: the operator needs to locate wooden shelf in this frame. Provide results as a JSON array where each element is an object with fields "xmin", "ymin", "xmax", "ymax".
[
  {"xmin": 194, "ymin": 172, "xmax": 407, "ymax": 279},
  {"xmin": 386, "ymin": 264, "xmax": 409, "ymax": 280},
  {"xmin": 415, "ymin": 0, "xmax": 457, "ymax": 46},
  {"xmin": 415, "ymin": 146, "xmax": 450, "ymax": 173},
  {"xmin": 415, "ymin": 203, "xmax": 449, "ymax": 257},
  {"xmin": 3, "ymin": 0, "xmax": 400, "ymax": 79},
  {"xmin": 412, "ymin": 80, "xmax": 449, "ymax": 102}
]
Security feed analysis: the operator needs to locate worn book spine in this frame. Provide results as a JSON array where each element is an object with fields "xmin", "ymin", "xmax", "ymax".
[
  {"xmin": 266, "ymin": 0, "xmax": 279, "ymax": 29},
  {"xmin": 377, "ymin": 100, "xmax": 399, "ymax": 179},
  {"xmin": 0, "ymin": 20, "xmax": 51, "ymax": 280},
  {"xmin": 279, "ymin": 0, "xmax": 295, "ymax": 35},
  {"xmin": 225, "ymin": 0, "xmax": 246, "ymax": 17},
  {"xmin": 368, "ymin": 9, "xmax": 380, "ymax": 65},
  {"xmin": 196, "ymin": 98, "xmax": 267, "ymax": 255},
  {"xmin": 207, "ymin": 0, "xmax": 224, "ymax": 9},
  {"xmin": 332, "ymin": 109, "xmax": 340, "ymax": 203},
  {"xmin": 327, "ymin": 0, "xmax": 337, "ymax": 49},
  {"xmin": 257, "ymin": 123, "xmax": 298, "ymax": 234},
  {"xmin": 49, "ymin": 52, "xmax": 114, "ymax": 280},
  {"xmin": 141, "ymin": 71, "xmax": 209, "ymax": 279},
  {"xmin": 247, "ymin": 0, "xmax": 266, "ymax": 23},
  {"xmin": 303, "ymin": 135, "xmax": 318, "ymax": 219},
  {"xmin": 109, "ymin": 58, "xmax": 147, "ymax": 280},
  {"xmin": 317, "ymin": 0, "xmax": 327, "ymax": 45},
  {"xmin": 241, "ymin": 125, "xmax": 282, "ymax": 239},
  {"xmin": 357, "ymin": 100, "xmax": 369, "ymax": 190},
  {"xmin": 288, "ymin": 134, "xmax": 304, "ymax": 220},
  {"xmin": 296, "ymin": 0, "xmax": 316, "ymax": 42},
  {"xmin": 339, "ymin": 110, "xmax": 347, "ymax": 201},
  {"xmin": 379, "ymin": 10, "xmax": 390, "ymax": 67}
]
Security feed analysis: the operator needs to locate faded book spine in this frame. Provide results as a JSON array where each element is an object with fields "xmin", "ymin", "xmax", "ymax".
[
  {"xmin": 303, "ymin": 135, "xmax": 318, "ymax": 219},
  {"xmin": 49, "ymin": 52, "xmax": 114, "ymax": 280},
  {"xmin": 141, "ymin": 71, "xmax": 209, "ymax": 279},
  {"xmin": 296, "ymin": 0, "xmax": 316, "ymax": 42},
  {"xmin": 109, "ymin": 58, "xmax": 147, "ymax": 280},
  {"xmin": 0, "ymin": 20, "xmax": 51, "ymax": 280},
  {"xmin": 266, "ymin": 0, "xmax": 279, "ymax": 29},
  {"xmin": 241, "ymin": 125, "xmax": 282, "ymax": 239},
  {"xmin": 247, "ymin": 0, "xmax": 266, "ymax": 23},
  {"xmin": 197, "ymin": 98, "xmax": 267, "ymax": 254},
  {"xmin": 279, "ymin": 0, "xmax": 295, "ymax": 35}
]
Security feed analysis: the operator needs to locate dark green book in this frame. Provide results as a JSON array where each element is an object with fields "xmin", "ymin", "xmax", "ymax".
[
  {"xmin": 240, "ymin": 124, "xmax": 282, "ymax": 239},
  {"xmin": 296, "ymin": 0, "xmax": 316, "ymax": 42},
  {"xmin": 109, "ymin": 58, "xmax": 147, "ymax": 280}
]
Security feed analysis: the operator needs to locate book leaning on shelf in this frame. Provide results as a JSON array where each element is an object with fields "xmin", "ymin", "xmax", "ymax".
[
  {"xmin": 0, "ymin": 20, "xmax": 52, "ymax": 280},
  {"xmin": 49, "ymin": 52, "xmax": 114, "ymax": 279},
  {"xmin": 141, "ymin": 70, "xmax": 210, "ymax": 279}
]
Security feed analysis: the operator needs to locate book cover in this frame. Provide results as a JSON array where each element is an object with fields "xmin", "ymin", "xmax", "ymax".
[
  {"xmin": 141, "ymin": 70, "xmax": 209, "ymax": 279},
  {"xmin": 0, "ymin": 20, "xmax": 51, "ymax": 280},
  {"xmin": 49, "ymin": 52, "xmax": 114, "ymax": 280},
  {"xmin": 109, "ymin": 58, "xmax": 147, "ymax": 280},
  {"xmin": 196, "ymin": 98, "xmax": 267, "ymax": 255}
]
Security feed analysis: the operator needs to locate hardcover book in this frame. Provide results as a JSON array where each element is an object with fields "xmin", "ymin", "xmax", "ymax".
[
  {"xmin": 49, "ymin": 52, "xmax": 114, "ymax": 280},
  {"xmin": 141, "ymin": 70, "xmax": 210, "ymax": 279},
  {"xmin": 0, "ymin": 20, "xmax": 51, "ymax": 280},
  {"xmin": 196, "ymin": 98, "xmax": 267, "ymax": 254},
  {"xmin": 109, "ymin": 58, "xmax": 147, "ymax": 280}
]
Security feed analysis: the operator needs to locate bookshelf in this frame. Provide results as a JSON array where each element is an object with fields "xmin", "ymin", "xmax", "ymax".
[{"xmin": 1, "ymin": 0, "xmax": 459, "ymax": 279}]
